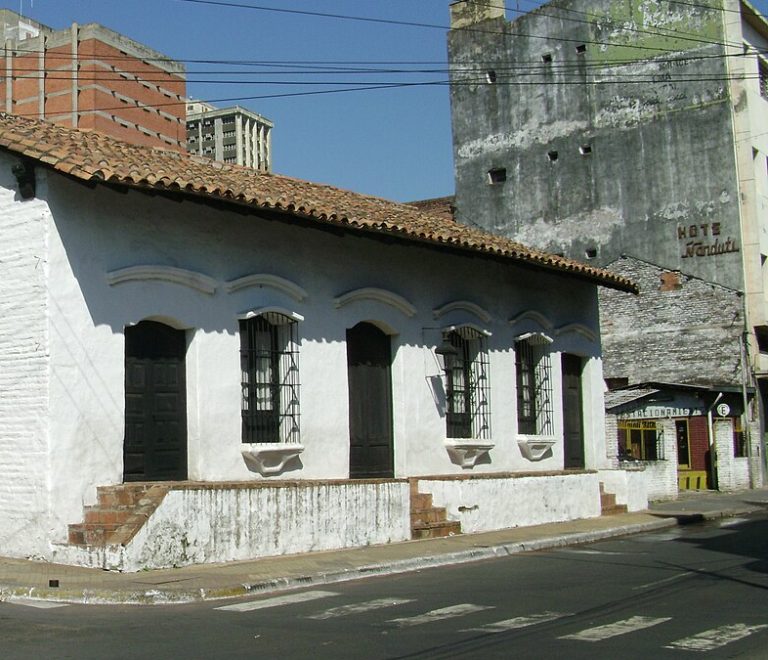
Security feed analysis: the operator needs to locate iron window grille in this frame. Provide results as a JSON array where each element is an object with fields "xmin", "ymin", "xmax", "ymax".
[
  {"xmin": 515, "ymin": 337, "xmax": 554, "ymax": 436},
  {"xmin": 760, "ymin": 57, "xmax": 768, "ymax": 100},
  {"xmin": 617, "ymin": 419, "xmax": 664, "ymax": 461},
  {"xmin": 239, "ymin": 312, "xmax": 300, "ymax": 444},
  {"xmin": 443, "ymin": 327, "xmax": 491, "ymax": 439}
]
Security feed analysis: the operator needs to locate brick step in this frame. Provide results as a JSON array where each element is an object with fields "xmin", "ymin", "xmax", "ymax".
[
  {"xmin": 410, "ymin": 493, "xmax": 433, "ymax": 510},
  {"xmin": 68, "ymin": 483, "xmax": 169, "ymax": 548},
  {"xmin": 83, "ymin": 507, "xmax": 137, "ymax": 525},
  {"xmin": 600, "ymin": 492, "xmax": 617, "ymax": 509},
  {"xmin": 410, "ymin": 507, "xmax": 449, "ymax": 526},
  {"xmin": 412, "ymin": 520, "xmax": 462, "ymax": 540},
  {"xmin": 601, "ymin": 503, "xmax": 629, "ymax": 515}
]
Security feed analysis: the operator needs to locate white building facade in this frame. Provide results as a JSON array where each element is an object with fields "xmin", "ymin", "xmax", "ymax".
[{"xmin": 0, "ymin": 115, "xmax": 636, "ymax": 570}]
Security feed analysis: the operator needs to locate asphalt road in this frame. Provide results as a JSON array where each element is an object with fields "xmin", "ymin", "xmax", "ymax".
[{"xmin": 2, "ymin": 512, "xmax": 767, "ymax": 659}]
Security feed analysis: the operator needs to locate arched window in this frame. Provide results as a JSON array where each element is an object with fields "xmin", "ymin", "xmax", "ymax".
[
  {"xmin": 239, "ymin": 311, "xmax": 300, "ymax": 443},
  {"xmin": 441, "ymin": 326, "xmax": 491, "ymax": 440}
]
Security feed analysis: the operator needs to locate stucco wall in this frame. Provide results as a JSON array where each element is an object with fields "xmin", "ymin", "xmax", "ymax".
[
  {"xmin": 448, "ymin": 0, "xmax": 745, "ymax": 290},
  {"xmin": 0, "ymin": 157, "xmax": 51, "ymax": 557},
  {"xmin": 714, "ymin": 418, "xmax": 752, "ymax": 491},
  {"xmin": 416, "ymin": 472, "xmax": 601, "ymax": 533}
]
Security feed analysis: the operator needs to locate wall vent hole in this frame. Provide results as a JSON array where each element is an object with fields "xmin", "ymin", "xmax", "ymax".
[
  {"xmin": 580, "ymin": 144, "xmax": 592, "ymax": 155},
  {"xmin": 542, "ymin": 53, "xmax": 553, "ymax": 63},
  {"xmin": 547, "ymin": 150, "xmax": 559, "ymax": 162},
  {"xmin": 585, "ymin": 247, "xmax": 598, "ymax": 259},
  {"xmin": 486, "ymin": 70, "xmax": 497, "ymax": 83},
  {"xmin": 576, "ymin": 44, "xmax": 587, "ymax": 54},
  {"xmin": 488, "ymin": 167, "xmax": 507, "ymax": 184}
]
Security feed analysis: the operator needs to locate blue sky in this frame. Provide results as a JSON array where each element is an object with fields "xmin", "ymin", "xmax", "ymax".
[{"xmin": 13, "ymin": 1, "xmax": 768, "ymax": 202}]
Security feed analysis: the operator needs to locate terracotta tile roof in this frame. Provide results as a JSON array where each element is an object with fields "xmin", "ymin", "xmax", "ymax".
[
  {"xmin": 0, "ymin": 114, "xmax": 637, "ymax": 293},
  {"xmin": 407, "ymin": 196, "xmax": 456, "ymax": 222}
]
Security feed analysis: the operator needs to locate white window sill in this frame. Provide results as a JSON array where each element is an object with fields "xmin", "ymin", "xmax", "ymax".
[
  {"xmin": 516, "ymin": 435, "xmax": 556, "ymax": 461},
  {"xmin": 445, "ymin": 439, "xmax": 495, "ymax": 468},
  {"xmin": 241, "ymin": 443, "xmax": 304, "ymax": 475}
]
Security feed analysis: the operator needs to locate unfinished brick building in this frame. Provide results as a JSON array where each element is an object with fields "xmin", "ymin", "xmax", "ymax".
[{"xmin": 1, "ymin": 9, "xmax": 185, "ymax": 151}]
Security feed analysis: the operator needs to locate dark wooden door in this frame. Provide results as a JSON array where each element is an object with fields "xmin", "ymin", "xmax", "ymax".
[
  {"xmin": 124, "ymin": 321, "xmax": 188, "ymax": 481},
  {"xmin": 347, "ymin": 322, "xmax": 394, "ymax": 479},
  {"xmin": 562, "ymin": 353, "xmax": 585, "ymax": 469}
]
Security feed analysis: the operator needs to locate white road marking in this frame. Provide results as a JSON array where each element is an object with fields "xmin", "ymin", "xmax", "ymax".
[
  {"xmin": 560, "ymin": 616, "xmax": 672, "ymax": 642},
  {"xmin": 10, "ymin": 599, "xmax": 69, "ymax": 609},
  {"xmin": 665, "ymin": 624, "xmax": 768, "ymax": 652},
  {"xmin": 215, "ymin": 590, "xmax": 339, "ymax": 612},
  {"xmin": 307, "ymin": 598, "xmax": 414, "ymax": 620},
  {"xmin": 388, "ymin": 604, "xmax": 493, "ymax": 628},
  {"xmin": 463, "ymin": 611, "xmax": 571, "ymax": 633},
  {"xmin": 633, "ymin": 571, "xmax": 694, "ymax": 590}
]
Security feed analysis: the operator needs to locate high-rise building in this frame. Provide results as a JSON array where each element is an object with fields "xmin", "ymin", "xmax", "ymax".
[
  {"xmin": 186, "ymin": 100, "xmax": 272, "ymax": 171},
  {"xmin": 0, "ymin": 9, "xmax": 186, "ymax": 151}
]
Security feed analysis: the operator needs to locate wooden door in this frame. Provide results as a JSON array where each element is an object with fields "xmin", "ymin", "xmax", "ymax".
[
  {"xmin": 347, "ymin": 322, "xmax": 394, "ymax": 479},
  {"xmin": 562, "ymin": 353, "xmax": 585, "ymax": 469},
  {"xmin": 124, "ymin": 321, "xmax": 188, "ymax": 481}
]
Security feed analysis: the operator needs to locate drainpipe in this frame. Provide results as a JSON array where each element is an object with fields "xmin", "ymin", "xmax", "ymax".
[{"xmin": 707, "ymin": 392, "xmax": 723, "ymax": 491}]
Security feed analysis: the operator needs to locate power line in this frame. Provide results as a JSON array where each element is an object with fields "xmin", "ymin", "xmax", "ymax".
[{"xmin": 165, "ymin": 0, "xmax": 740, "ymax": 57}]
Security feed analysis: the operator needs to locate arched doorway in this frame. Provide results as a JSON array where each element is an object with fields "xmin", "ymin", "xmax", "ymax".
[
  {"xmin": 123, "ymin": 320, "xmax": 188, "ymax": 481},
  {"xmin": 346, "ymin": 322, "xmax": 394, "ymax": 478}
]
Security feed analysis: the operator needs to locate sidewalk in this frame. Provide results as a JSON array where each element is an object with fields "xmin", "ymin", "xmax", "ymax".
[{"xmin": 2, "ymin": 488, "xmax": 767, "ymax": 606}]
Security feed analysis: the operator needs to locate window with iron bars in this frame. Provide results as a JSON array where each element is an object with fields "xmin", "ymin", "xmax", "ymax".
[
  {"xmin": 444, "ymin": 327, "xmax": 491, "ymax": 439},
  {"xmin": 515, "ymin": 337, "xmax": 554, "ymax": 436},
  {"xmin": 239, "ymin": 312, "xmax": 300, "ymax": 443}
]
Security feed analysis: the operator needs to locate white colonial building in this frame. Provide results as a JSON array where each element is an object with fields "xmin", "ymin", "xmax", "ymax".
[{"xmin": 0, "ymin": 114, "xmax": 636, "ymax": 571}]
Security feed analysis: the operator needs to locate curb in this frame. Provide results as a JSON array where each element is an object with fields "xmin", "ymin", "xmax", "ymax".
[{"xmin": 0, "ymin": 517, "xmax": 676, "ymax": 606}]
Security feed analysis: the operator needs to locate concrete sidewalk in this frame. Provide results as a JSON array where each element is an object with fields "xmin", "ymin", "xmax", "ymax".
[{"xmin": 2, "ymin": 488, "xmax": 767, "ymax": 606}]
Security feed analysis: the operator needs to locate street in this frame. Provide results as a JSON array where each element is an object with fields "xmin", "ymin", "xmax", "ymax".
[{"xmin": 2, "ymin": 512, "xmax": 767, "ymax": 659}]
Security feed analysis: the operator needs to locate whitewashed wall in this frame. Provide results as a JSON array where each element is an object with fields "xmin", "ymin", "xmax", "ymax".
[
  {"xmin": 597, "ymin": 467, "xmax": 648, "ymax": 512},
  {"xmin": 0, "ymin": 157, "xmax": 608, "ymax": 560},
  {"xmin": 0, "ymin": 157, "xmax": 51, "ymax": 558},
  {"xmin": 714, "ymin": 418, "xmax": 752, "ymax": 491},
  {"xmin": 416, "ymin": 472, "xmax": 601, "ymax": 533},
  {"xmin": 54, "ymin": 481, "xmax": 410, "ymax": 571}
]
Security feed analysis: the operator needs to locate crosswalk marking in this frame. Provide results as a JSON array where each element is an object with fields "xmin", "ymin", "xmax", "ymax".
[
  {"xmin": 560, "ymin": 616, "xmax": 671, "ymax": 642},
  {"xmin": 665, "ymin": 624, "xmax": 768, "ymax": 652},
  {"xmin": 307, "ymin": 598, "xmax": 414, "ymax": 620},
  {"xmin": 215, "ymin": 590, "xmax": 339, "ymax": 612},
  {"xmin": 10, "ymin": 599, "xmax": 69, "ymax": 609},
  {"xmin": 463, "ymin": 611, "xmax": 571, "ymax": 633},
  {"xmin": 388, "ymin": 604, "xmax": 493, "ymax": 628}
]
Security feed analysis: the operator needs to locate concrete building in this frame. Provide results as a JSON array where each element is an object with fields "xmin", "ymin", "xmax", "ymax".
[
  {"xmin": 0, "ymin": 9, "xmax": 186, "ymax": 151},
  {"xmin": 186, "ymin": 100, "xmax": 272, "ymax": 171},
  {"xmin": 447, "ymin": 0, "xmax": 768, "ymax": 489},
  {"xmin": 0, "ymin": 113, "xmax": 637, "ymax": 570}
]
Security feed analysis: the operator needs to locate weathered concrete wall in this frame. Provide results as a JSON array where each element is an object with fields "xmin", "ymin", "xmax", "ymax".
[
  {"xmin": 416, "ymin": 472, "xmax": 601, "ymax": 533},
  {"xmin": 55, "ymin": 481, "xmax": 411, "ymax": 571},
  {"xmin": 448, "ymin": 0, "xmax": 745, "ymax": 290},
  {"xmin": 599, "ymin": 256, "xmax": 745, "ymax": 386},
  {"xmin": 0, "ymin": 154, "xmax": 51, "ymax": 558}
]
